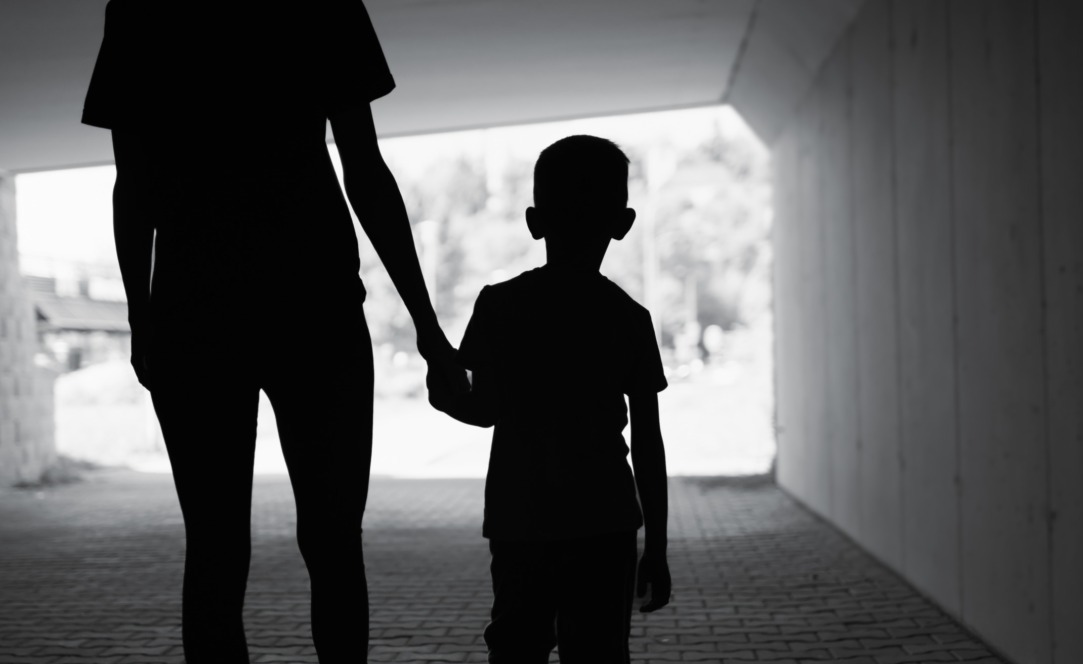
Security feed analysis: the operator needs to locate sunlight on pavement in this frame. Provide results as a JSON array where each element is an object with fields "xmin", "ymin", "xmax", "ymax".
[
  {"xmin": 56, "ymin": 323, "xmax": 775, "ymax": 479},
  {"xmin": 120, "ymin": 377, "xmax": 774, "ymax": 479}
]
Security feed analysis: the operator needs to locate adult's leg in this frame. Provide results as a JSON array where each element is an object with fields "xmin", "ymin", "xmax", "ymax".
[
  {"xmin": 484, "ymin": 539, "xmax": 558, "ymax": 664},
  {"xmin": 553, "ymin": 531, "xmax": 638, "ymax": 664},
  {"xmin": 264, "ymin": 318, "xmax": 374, "ymax": 662},
  {"xmin": 151, "ymin": 355, "xmax": 261, "ymax": 664}
]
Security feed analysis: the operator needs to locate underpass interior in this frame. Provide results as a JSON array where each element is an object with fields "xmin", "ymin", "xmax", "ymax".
[{"xmin": 0, "ymin": 2, "xmax": 1080, "ymax": 663}]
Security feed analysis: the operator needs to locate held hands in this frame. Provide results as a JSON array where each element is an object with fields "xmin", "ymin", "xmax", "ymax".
[
  {"xmin": 636, "ymin": 550, "xmax": 672, "ymax": 613},
  {"xmin": 426, "ymin": 360, "xmax": 465, "ymax": 414},
  {"xmin": 416, "ymin": 326, "xmax": 469, "ymax": 412}
]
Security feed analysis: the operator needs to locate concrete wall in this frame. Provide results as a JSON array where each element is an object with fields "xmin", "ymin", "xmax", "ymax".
[
  {"xmin": 771, "ymin": 2, "xmax": 1082, "ymax": 663},
  {"xmin": 725, "ymin": 0, "xmax": 864, "ymax": 144},
  {"xmin": 0, "ymin": 172, "xmax": 56, "ymax": 486}
]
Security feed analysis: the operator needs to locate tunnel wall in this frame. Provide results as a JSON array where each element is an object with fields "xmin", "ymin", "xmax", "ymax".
[
  {"xmin": 770, "ymin": 2, "xmax": 1082, "ymax": 663},
  {"xmin": 0, "ymin": 172, "xmax": 56, "ymax": 486}
]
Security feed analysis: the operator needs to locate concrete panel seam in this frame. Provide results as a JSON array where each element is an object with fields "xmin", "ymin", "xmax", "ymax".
[
  {"xmin": 816, "ymin": 101, "xmax": 833, "ymax": 519},
  {"xmin": 846, "ymin": 15, "xmax": 863, "ymax": 545},
  {"xmin": 943, "ymin": 0, "xmax": 965, "ymax": 620},
  {"xmin": 773, "ymin": 144, "xmax": 782, "ymax": 476},
  {"xmin": 1031, "ymin": 0, "xmax": 1056, "ymax": 658},
  {"xmin": 886, "ymin": 0, "xmax": 907, "ymax": 577}
]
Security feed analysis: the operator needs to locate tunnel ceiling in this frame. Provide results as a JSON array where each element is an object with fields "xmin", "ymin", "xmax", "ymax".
[{"xmin": 0, "ymin": 0, "xmax": 862, "ymax": 173}]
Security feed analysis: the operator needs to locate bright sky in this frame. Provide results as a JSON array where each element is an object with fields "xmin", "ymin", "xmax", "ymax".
[{"xmin": 15, "ymin": 105, "xmax": 760, "ymax": 272}]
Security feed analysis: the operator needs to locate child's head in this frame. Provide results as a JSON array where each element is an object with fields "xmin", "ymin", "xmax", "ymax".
[
  {"xmin": 533, "ymin": 135, "xmax": 629, "ymax": 211},
  {"xmin": 527, "ymin": 135, "xmax": 636, "ymax": 268}
]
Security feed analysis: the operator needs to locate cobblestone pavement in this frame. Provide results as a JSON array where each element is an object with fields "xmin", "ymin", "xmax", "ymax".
[{"xmin": 0, "ymin": 470, "xmax": 1004, "ymax": 663}]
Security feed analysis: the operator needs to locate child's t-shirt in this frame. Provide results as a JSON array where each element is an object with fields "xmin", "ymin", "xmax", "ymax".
[{"xmin": 457, "ymin": 264, "xmax": 668, "ymax": 541}]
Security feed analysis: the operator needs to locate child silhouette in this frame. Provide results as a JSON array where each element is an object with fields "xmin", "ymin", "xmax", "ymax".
[{"xmin": 429, "ymin": 135, "xmax": 672, "ymax": 663}]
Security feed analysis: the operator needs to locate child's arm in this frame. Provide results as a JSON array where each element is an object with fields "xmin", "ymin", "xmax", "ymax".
[
  {"xmin": 427, "ymin": 364, "xmax": 497, "ymax": 428},
  {"xmin": 428, "ymin": 286, "xmax": 496, "ymax": 427},
  {"xmin": 629, "ymin": 391, "xmax": 671, "ymax": 613}
]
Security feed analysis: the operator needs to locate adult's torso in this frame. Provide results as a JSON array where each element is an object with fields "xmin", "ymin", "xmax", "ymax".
[{"xmin": 117, "ymin": 3, "xmax": 364, "ymax": 328}]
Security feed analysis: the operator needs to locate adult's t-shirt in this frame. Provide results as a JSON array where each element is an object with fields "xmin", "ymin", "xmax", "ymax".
[
  {"xmin": 82, "ymin": 0, "xmax": 395, "ymax": 330},
  {"xmin": 457, "ymin": 264, "xmax": 668, "ymax": 541}
]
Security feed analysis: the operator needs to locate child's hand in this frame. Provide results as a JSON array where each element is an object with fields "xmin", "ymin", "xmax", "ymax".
[{"xmin": 635, "ymin": 550, "xmax": 672, "ymax": 613}]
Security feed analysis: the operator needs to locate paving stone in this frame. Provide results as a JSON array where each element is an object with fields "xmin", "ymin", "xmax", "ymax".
[{"xmin": 0, "ymin": 471, "xmax": 1005, "ymax": 662}]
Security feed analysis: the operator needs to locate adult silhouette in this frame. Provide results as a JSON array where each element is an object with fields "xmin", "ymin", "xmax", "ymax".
[{"xmin": 82, "ymin": 1, "xmax": 463, "ymax": 661}]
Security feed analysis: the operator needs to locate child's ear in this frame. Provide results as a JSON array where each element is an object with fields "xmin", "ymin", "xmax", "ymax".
[
  {"xmin": 525, "ymin": 207, "xmax": 546, "ymax": 240},
  {"xmin": 611, "ymin": 208, "xmax": 636, "ymax": 240}
]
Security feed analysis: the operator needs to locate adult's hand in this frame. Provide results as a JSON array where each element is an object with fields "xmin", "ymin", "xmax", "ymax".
[
  {"xmin": 130, "ymin": 327, "xmax": 152, "ymax": 390},
  {"xmin": 425, "ymin": 360, "xmax": 462, "ymax": 414},
  {"xmin": 417, "ymin": 328, "xmax": 469, "ymax": 397}
]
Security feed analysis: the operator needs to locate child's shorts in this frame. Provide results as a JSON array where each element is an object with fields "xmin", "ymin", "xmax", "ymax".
[{"xmin": 484, "ymin": 530, "xmax": 638, "ymax": 664}]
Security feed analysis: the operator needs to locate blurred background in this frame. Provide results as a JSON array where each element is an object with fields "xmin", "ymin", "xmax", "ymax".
[{"xmin": 15, "ymin": 104, "xmax": 774, "ymax": 478}]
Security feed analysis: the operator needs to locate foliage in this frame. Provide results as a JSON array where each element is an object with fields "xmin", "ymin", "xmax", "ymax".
[{"xmin": 359, "ymin": 111, "xmax": 772, "ymax": 364}]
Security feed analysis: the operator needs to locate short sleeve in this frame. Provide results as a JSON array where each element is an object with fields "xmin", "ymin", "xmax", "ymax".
[
  {"xmin": 323, "ymin": 0, "xmax": 396, "ymax": 113},
  {"xmin": 456, "ymin": 286, "xmax": 495, "ymax": 371},
  {"xmin": 625, "ymin": 309, "xmax": 668, "ymax": 395},
  {"xmin": 82, "ymin": 0, "xmax": 130, "ymax": 129}
]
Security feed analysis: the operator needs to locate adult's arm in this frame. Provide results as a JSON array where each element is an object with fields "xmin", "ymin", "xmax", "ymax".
[
  {"xmin": 110, "ymin": 130, "xmax": 155, "ymax": 387},
  {"xmin": 328, "ymin": 105, "xmax": 461, "ymax": 375}
]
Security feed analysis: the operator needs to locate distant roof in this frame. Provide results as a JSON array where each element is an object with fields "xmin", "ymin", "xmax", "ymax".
[{"xmin": 33, "ymin": 293, "xmax": 129, "ymax": 333}]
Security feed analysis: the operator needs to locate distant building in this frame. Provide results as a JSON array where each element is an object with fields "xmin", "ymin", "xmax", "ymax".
[{"xmin": 24, "ymin": 275, "xmax": 130, "ymax": 372}]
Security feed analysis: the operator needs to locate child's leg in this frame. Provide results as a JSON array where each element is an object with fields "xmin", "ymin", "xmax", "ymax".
[
  {"xmin": 484, "ymin": 539, "xmax": 558, "ymax": 664},
  {"xmin": 553, "ymin": 531, "xmax": 638, "ymax": 664}
]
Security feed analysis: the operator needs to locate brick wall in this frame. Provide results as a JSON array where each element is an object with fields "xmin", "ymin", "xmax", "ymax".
[{"xmin": 0, "ymin": 172, "xmax": 56, "ymax": 486}]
